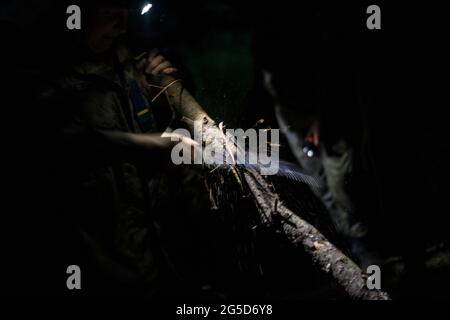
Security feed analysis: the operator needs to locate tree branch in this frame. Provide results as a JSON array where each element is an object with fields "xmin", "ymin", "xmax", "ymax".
[{"xmin": 242, "ymin": 169, "xmax": 390, "ymax": 300}]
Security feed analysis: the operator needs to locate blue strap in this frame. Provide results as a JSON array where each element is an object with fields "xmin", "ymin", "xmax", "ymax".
[{"xmin": 129, "ymin": 80, "xmax": 154, "ymax": 127}]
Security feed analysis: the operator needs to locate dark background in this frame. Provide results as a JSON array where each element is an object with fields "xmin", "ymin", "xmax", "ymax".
[{"xmin": 1, "ymin": 0, "xmax": 449, "ymax": 299}]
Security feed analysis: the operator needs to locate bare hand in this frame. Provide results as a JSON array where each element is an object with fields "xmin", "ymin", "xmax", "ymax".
[
  {"xmin": 135, "ymin": 49, "xmax": 178, "ymax": 87},
  {"xmin": 130, "ymin": 132, "xmax": 200, "ymax": 163}
]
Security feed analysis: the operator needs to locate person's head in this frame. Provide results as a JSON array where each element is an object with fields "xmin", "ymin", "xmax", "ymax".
[{"xmin": 84, "ymin": 1, "xmax": 131, "ymax": 53}]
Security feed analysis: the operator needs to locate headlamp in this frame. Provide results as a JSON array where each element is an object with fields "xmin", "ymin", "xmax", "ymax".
[{"xmin": 141, "ymin": 3, "xmax": 153, "ymax": 15}]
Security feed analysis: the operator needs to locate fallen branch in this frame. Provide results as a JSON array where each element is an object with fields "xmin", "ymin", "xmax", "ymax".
[
  {"xmin": 154, "ymin": 74, "xmax": 390, "ymax": 299},
  {"xmin": 242, "ymin": 169, "xmax": 390, "ymax": 300}
]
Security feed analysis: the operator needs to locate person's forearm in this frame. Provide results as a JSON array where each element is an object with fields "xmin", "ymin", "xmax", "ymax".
[
  {"xmin": 99, "ymin": 130, "xmax": 168, "ymax": 152},
  {"xmin": 58, "ymin": 125, "xmax": 171, "ymax": 168}
]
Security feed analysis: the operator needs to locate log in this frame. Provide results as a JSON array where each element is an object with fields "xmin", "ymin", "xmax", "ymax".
[
  {"xmin": 151, "ymin": 74, "xmax": 215, "ymax": 135},
  {"xmin": 242, "ymin": 168, "xmax": 390, "ymax": 300},
  {"xmin": 149, "ymin": 74, "xmax": 390, "ymax": 299}
]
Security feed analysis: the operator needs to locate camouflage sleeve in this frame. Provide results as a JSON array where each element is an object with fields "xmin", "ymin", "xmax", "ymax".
[{"xmin": 34, "ymin": 84, "xmax": 170, "ymax": 170}]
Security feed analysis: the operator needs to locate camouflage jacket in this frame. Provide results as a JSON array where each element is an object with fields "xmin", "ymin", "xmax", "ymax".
[{"xmin": 36, "ymin": 44, "xmax": 174, "ymax": 295}]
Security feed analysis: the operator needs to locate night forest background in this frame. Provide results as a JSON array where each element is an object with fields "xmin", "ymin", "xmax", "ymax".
[{"xmin": 1, "ymin": 0, "xmax": 449, "ymax": 299}]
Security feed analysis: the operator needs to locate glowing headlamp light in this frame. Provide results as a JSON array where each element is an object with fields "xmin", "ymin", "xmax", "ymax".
[{"xmin": 141, "ymin": 3, "xmax": 153, "ymax": 15}]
